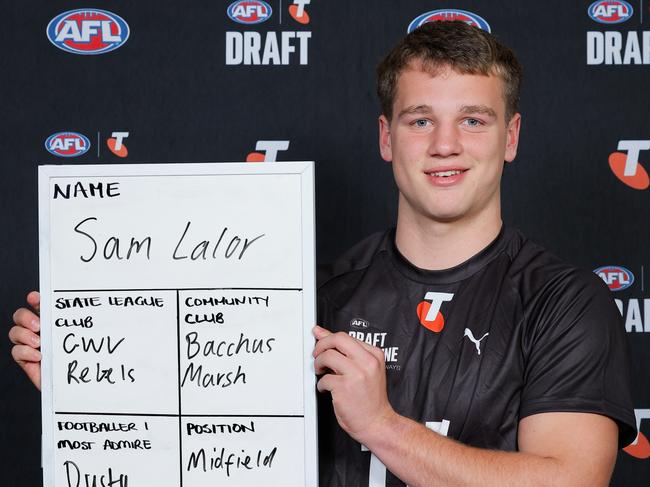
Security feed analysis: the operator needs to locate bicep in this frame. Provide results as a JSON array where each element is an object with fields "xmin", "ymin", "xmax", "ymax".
[{"xmin": 518, "ymin": 412, "xmax": 618, "ymax": 487}]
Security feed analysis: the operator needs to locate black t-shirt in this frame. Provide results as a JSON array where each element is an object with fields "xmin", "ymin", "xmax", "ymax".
[{"xmin": 317, "ymin": 227, "xmax": 636, "ymax": 487}]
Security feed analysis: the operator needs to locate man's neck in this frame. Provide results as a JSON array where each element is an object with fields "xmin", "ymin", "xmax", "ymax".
[{"xmin": 394, "ymin": 210, "xmax": 502, "ymax": 271}]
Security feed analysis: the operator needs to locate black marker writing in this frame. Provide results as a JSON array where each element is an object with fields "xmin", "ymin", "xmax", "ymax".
[
  {"xmin": 57, "ymin": 421, "xmax": 137, "ymax": 433},
  {"xmin": 186, "ymin": 446, "xmax": 277, "ymax": 476},
  {"xmin": 67, "ymin": 361, "xmax": 135, "ymax": 385},
  {"xmin": 108, "ymin": 295, "xmax": 164, "ymax": 307},
  {"xmin": 181, "ymin": 363, "xmax": 246, "ymax": 389},
  {"xmin": 74, "ymin": 217, "xmax": 152, "ymax": 262},
  {"xmin": 57, "ymin": 440, "xmax": 94, "ymax": 451},
  {"xmin": 55, "ymin": 316, "xmax": 94, "ymax": 329},
  {"xmin": 172, "ymin": 221, "xmax": 264, "ymax": 261},
  {"xmin": 187, "ymin": 421, "xmax": 255, "ymax": 435},
  {"xmin": 103, "ymin": 438, "xmax": 152, "ymax": 450},
  {"xmin": 53, "ymin": 181, "xmax": 120, "ymax": 200},
  {"xmin": 185, "ymin": 332, "xmax": 275, "ymax": 359},
  {"xmin": 63, "ymin": 460, "xmax": 128, "ymax": 487},
  {"xmin": 185, "ymin": 295, "xmax": 270, "ymax": 307},
  {"xmin": 55, "ymin": 297, "xmax": 101, "ymax": 309},
  {"xmin": 185, "ymin": 312, "xmax": 224, "ymax": 325},
  {"xmin": 63, "ymin": 333, "xmax": 124, "ymax": 354}
]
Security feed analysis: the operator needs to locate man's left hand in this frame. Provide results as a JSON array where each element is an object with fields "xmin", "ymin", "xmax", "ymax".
[{"xmin": 313, "ymin": 325, "xmax": 395, "ymax": 443}]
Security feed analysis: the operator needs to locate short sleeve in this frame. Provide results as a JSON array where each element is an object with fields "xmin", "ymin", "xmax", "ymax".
[{"xmin": 519, "ymin": 270, "xmax": 637, "ymax": 447}]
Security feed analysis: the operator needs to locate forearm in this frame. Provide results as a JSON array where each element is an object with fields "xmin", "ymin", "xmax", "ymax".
[{"xmin": 360, "ymin": 412, "xmax": 572, "ymax": 487}]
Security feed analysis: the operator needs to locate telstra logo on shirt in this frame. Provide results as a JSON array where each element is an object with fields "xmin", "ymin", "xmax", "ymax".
[{"xmin": 417, "ymin": 292, "xmax": 454, "ymax": 332}]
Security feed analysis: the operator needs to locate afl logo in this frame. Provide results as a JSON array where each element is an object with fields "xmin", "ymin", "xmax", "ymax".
[
  {"xmin": 45, "ymin": 132, "xmax": 91, "ymax": 157},
  {"xmin": 227, "ymin": 0, "xmax": 272, "ymax": 25},
  {"xmin": 588, "ymin": 1, "xmax": 633, "ymax": 24},
  {"xmin": 594, "ymin": 265, "xmax": 635, "ymax": 291},
  {"xmin": 350, "ymin": 318, "xmax": 370, "ymax": 329},
  {"xmin": 46, "ymin": 9, "xmax": 129, "ymax": 55},
  {"xmin": 408, "ymin": 9, "xmax": 491, "ymax": 34}
]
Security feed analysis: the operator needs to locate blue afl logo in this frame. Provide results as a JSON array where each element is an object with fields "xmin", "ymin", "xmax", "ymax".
[
  {"xmin": 227, "ymin": 1, "xmax": 273, "ymax": 25},
  {"xmin": 45, "ymin": 132, "xmax": 91, "ymax": 157},
  {"xmin": 588, "ymin": 1, "xmax": 633, "ymax": 24},
  {"xmin": 408, "ymin": 9, "xmax": 491, "ymax": 34},
  {"xmin": 594, "ymin": 265, "xmax": 635, "ymax": 291},
  {"xmin": 46, "ymin": 9, "xmax": 129, "ymax": 55}
]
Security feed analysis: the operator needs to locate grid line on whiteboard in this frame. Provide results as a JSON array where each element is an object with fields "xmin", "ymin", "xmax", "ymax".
[
  {"xmin": 54, "ymin": 412, "xmax": 306, "ymax": 417},
  {"xmin": 176, "ymin": 289, "xmax": 184, "ymax": 487}
]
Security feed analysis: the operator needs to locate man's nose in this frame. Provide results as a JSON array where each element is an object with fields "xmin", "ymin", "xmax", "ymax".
[{"xmin": 428, "ymin": 123, "xmax": 462, "ymax": 158}]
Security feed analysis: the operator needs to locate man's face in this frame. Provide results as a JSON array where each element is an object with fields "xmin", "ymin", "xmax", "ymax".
[{"xmin": 379, "ymin": 64, "xmax": 520, "ymax": 226}]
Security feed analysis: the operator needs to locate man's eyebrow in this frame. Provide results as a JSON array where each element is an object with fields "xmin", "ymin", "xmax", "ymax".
[
  {"xmin": 460, "ymin": 104, "xmax": 497, "ymax": 118},
  {"xmin": 397, "ymin": 105, "xmax": 433, "ymax": 118}
]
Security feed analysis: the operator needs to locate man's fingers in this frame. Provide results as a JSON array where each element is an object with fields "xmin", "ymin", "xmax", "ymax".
[
  {"xmin": 8, "ymin": 325, "xmax": 41, "ymax": 348},
  {"xmin": 314, "ymin": 348, "xmax": 357, "ymax": 376},
  {"xmin": 313, "ymin": 330, "xmax": 373, "ymax": 361},
  {"xmin": 316, "ymin": 373, "xmax": 340, "ymax": 393},
  {"xmin": 12, "ymin": 308, "xmax": 40, "ymax": 333},
  {"xmin": 349, "ymin": 336, "xmax": 387, "ymax": 362},
  {"xmin": 313, "ymin": 325, "xmax": 331, "ymax": 340},
  {"xmin": 27, "ymin": 291, "xmax": 41, "ymax": 313},
  {"xmin": 314, "ymin": 329, "xmax": 386, "ymax": 370},
  {"xmin": 11, "ymin": 344, "xmax": 42, "ymax": 363}
]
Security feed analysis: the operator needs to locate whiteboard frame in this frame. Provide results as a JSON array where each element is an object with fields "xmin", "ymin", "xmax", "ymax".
[{"xmin": 38, "ymin": 162, "xmax": 318, "ymax": 487}]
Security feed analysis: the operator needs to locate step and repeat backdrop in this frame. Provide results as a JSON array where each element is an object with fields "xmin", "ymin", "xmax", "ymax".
[{"xmin": 1, "ymin": 1, "xmax": 648, "ymax": 485}]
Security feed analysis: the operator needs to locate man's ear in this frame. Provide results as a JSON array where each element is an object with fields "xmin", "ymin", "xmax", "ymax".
[
  {"xmin": 504, "ymin": 113, "xmax": 521, "ymax": 163},
  {"xmin": 379, "ymin": 115, "xmax": 393, "ymax": 162}
]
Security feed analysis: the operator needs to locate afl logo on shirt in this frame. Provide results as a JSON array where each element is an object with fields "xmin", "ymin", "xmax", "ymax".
[
  {"xmin": 417, "ymin": 292, "xmax": 454, "ymax": 332},
  {"xmin": 349, "ymin": 318, "xmax": 369, "ymax": 329}
]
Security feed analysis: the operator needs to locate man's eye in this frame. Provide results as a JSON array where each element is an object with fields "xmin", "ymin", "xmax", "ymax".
[
  {"xmin": 464, "ymin": 118, "xmax": 482, "ymax": 127},
  {"xmin": 414, "ymin": 119, "xmax": 429, "ymax": 128}
]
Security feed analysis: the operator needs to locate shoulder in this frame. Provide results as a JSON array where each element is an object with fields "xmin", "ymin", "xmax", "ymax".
[
  {"xmin": 502, "ymin": 230, "xmax": 625, "ymax": 378},
  {"xmin": 317, "ymin": 229, "xmax": 392, "ymax": 303},
  {"xmin": 503, "ymin": 230, "xmax": 612, "ymax": 312},
  {"xmin": 508, "ymin": 233, "xmax": 636, "ymax": 446}
]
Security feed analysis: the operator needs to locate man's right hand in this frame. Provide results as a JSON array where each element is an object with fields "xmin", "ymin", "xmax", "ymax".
[{"xmin": 9, "ymin": 291, "xmax": 42, "ymax": 390}]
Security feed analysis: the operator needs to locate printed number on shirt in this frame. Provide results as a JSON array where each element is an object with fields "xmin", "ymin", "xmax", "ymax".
[{"xmin": 361, "ymin": 420, "xmax": 450, "ymax": 487}]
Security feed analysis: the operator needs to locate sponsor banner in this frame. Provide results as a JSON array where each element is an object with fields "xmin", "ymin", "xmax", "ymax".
[
  {"xmin": 227, "ymin": 0, "xmax": 273, "ymax": 25},
  {"xmin": 595, "ymin": 266, "xmax": 635, "ymax": 291},
  {"xmin": 615, "ymin": 298, "xmax": 650, "ymax": 332},
  {"xmin": 608, "ymin": 140, "xmax": 650, "ymax": 190},
  {"xmin": 47, "ymin": 9, "xmax": 129, "ymax": 55},
  {"xmin": 45, "ymin": 131, "xmax": 130, "ymax": 159},
  {"xmin": 45, "ymin": 132, "xmax": 90, "ymax": 157},
  {"xmin": 588, "ymin": 0, "xmax": 633, "ymax": 24},
  {"xmin": 225, "ymin": 0, "xmax": 312, "ymax": 66},
  {"xmin": 586, "ymin": 1, "xmax": 650, "ymax": 65},
  {"xmin": 596, "ymin": 265, "xmax": 649, "ymax": 333},
  {"xmin": 246, "ymin": 140, "xmax": 290, "ymax": 162},
  {"xmin": 107, "ymin": 132, "xmax": 129, "ymax": 158}
]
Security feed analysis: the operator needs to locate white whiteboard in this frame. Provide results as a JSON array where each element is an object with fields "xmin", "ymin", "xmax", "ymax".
[{"xmin": 38, "ymin": 162, "xmax": 317, "ymax": 487}]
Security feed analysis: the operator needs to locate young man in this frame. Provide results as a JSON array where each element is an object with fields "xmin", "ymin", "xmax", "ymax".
[
  {"xmin": 312, "ymin": 21, "xmax": 635, "ymax": 486},
  {"xmin": 11, "ymin": 21, "xmax": 636, "ymax": 486}
]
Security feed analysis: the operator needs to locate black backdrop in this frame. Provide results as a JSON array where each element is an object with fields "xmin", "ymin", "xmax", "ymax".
[{"xmin": 1, "ymin": 1, "xmax": 649, "ymax": 485}]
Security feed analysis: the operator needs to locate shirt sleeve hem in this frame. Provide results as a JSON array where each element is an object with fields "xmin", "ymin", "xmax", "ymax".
[{"xmin": 520, "ymin": 398, "xmax": 637, "ymax": 448}]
